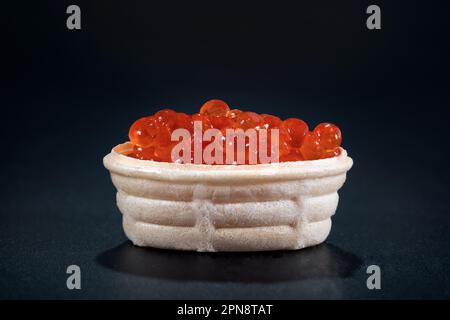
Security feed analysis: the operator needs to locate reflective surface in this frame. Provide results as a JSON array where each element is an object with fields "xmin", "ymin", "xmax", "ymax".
[{"xmin": 97, "ymin": 242, "xmax": 362, "ymax": 283}]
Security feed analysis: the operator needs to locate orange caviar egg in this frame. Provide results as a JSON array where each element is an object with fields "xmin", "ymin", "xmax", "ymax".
[
  {"xmin": 226, "ymin": 109, "xmax": 243, "ymax": 120},
  {"xmin": 200, "ymin": 99, "xmax": 230, "ymax": 116},
  {"xmin": 155, "ymin": 109, "xmax": 177, "ymax": 130},
  {"xmin": 154, "ymin": 142, "xmax": 178, "ymax": 162},
  {"xmin": 261, "ymin": 114, "xmax": 282, "ymax": 129},
  {"xmin": 209, "ymin": 116, "xmax": 233, "ymax": 130},
  {"xmin": 191, "ymin": 113, "xmax": 213, "ymax": 131},
  {"xmin": 278, "ymin": 128, "xmax": 293, "ymax": 157},
  {"xmin": 135, "ymin": 115, "xmax": 172, "ymax": 147},
  {"xmin": 154, "ymin": 125, "xmax": 172, "ymax": 146},
  {"xmin": 235, "ymin": 111, "xmax": 264, "ymax": 130},
  {"xmin": 281, "ymin": 118, "xmax": 309, "ymax": 147},
  {"xmin": 299, "ymin": 132, "xmax": 322, "ymax": 160},
  {"xmin": 128, "ymin": 117, "xmax": 155, "ymax": 148},
  {"xmin": 280, "ymin": 151, "xmax": 304, "ymax": 162},
  {"xmin": 131, "ymin": 145, "xmax": 157, "ymax": 160},
  {"xmin": 320, "ymin": 147, "xmax": 341, "ymax": 159},
  {"xmin": 314, "ymin": 123, "xmax": 342, "ymax": 149},
  {"xmin": 264, "ymin": 128, "xmax": 291, "ymax": 158},
  {"xmin": 175, "ymin": 112, "xmax": 193, "ymax": 134}
]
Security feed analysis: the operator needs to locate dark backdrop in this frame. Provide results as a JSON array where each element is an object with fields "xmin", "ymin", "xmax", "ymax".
[{"xmin": 1, "ymin": 0, "xmax": 449, "ymax": 299}]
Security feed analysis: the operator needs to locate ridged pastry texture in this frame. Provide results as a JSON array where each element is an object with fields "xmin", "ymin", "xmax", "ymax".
[{"xmin": 103, "ymin": 142, "xmax": 353, "ymax": 252}]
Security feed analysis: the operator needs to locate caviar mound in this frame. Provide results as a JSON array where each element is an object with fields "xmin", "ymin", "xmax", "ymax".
[{"xmin": 127, "ymin": 99, "xmax": 344, "ymax": 164}]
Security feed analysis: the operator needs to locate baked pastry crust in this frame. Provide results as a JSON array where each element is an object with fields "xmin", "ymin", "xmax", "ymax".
[{"xmin": 104, "ymin": 142, "xmax": 353, "ymax": 252}]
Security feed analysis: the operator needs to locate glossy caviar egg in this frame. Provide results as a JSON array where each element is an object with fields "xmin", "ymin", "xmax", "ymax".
[
  {"xmin": 299, "ymin": 132, "xmax": 322, "ymax": 160},
  {"xmin": 261, "ymin": 114, "xmax": 282, "ymax": 129},
  {"xmin": 191, "ymin": 113, "xmax": 213, "ymax": 132},
  {"xmin": 152, "ymin": 123, "xmax": 172, "ymax": 146},
  {"xmin": 128, "ymin": 117, "xmax": 154, "ymax": 148},
  {"xmin": 226, "ymin": 109, "xmax": 243, "ymax": 120},
  {"xmin": 281, "ymin": 118, "xmax": 309, "ymax": 147},
  {"xmin": 235, "ymin": 111, "xmax": 264, "ymax": 130},
  {"xmin": 209, "ymin": 116, "xmax": 233, "ymax": 130},
  {"xmin": 131, "ymin": 145, "xmax": 157, "ymax": 160},
  {"xmin": 200, "ymin": 99, "xmax": 230, "ymax": 116},
  {"xmin": 262, "ymin": 127, "xmax": 292, "ymax": 158},
  {"xmin": 314, "ymin": 123, "xmax": 342, "ymax": 149},
  {"xmin": 277, "ymin": 128, "xmax": 293, "ymax": 157},
  {"xmin": 155, "ymin": 109, "xmax": 177, "ymax": 130},
  {"xmin": 154, "ymin": 142, "xmax": 178, "ymax": 162},
  {"xmin": 175, "ymin": 112, "xmax": 193, "ymax": 134},
  {"xmin": 320, "ymin": 147, "xmax": 341, "ymax": 159}
]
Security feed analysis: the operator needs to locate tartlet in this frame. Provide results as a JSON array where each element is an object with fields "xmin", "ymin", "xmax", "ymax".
[{"xmin": 103, "ymin": 142, "xmax": 353, "ymax": 252}]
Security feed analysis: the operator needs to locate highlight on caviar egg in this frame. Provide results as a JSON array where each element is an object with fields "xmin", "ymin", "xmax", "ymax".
[{"xmin": 126, "ymin": 99, "xmax": 343, "ymax": 164}]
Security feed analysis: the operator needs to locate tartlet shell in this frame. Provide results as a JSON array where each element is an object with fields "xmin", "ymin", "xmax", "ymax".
[{"xmin": 103, "ymin": 142, "xmax": 353, "ymax": 252}]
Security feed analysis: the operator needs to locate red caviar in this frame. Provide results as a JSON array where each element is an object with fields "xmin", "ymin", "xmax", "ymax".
[
  {"xmin": 261, "ymin": 114, "xmax": 282, "ymax": 129},
  {"xmin": 281, "ymin": 118, "xmax": 309, "ymax": 147},
  {"xmin": 126, "ymin": 99, "xmax": 343, "ymax": 164},
  {"xmin": 235, "ymin": 111, "xmax": 264, "ymax": 130},
  {"xmin": 200, "ymin": 99, "xmax": 230, "ymax": 116},
  {"xmin": 128, "ymin": 117, "xmax": 153, "ymax": 148}
]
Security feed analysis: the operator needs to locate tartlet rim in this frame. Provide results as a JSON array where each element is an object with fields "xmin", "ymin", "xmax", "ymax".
[{"xmin": 103, "ymin": 142, "xmax": 353, "ymax": 182}]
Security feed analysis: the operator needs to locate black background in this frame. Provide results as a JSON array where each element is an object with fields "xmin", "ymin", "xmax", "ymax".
[{"xmin": 1, "ymin": 0, "xmax": 450, "ymax": 299}]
